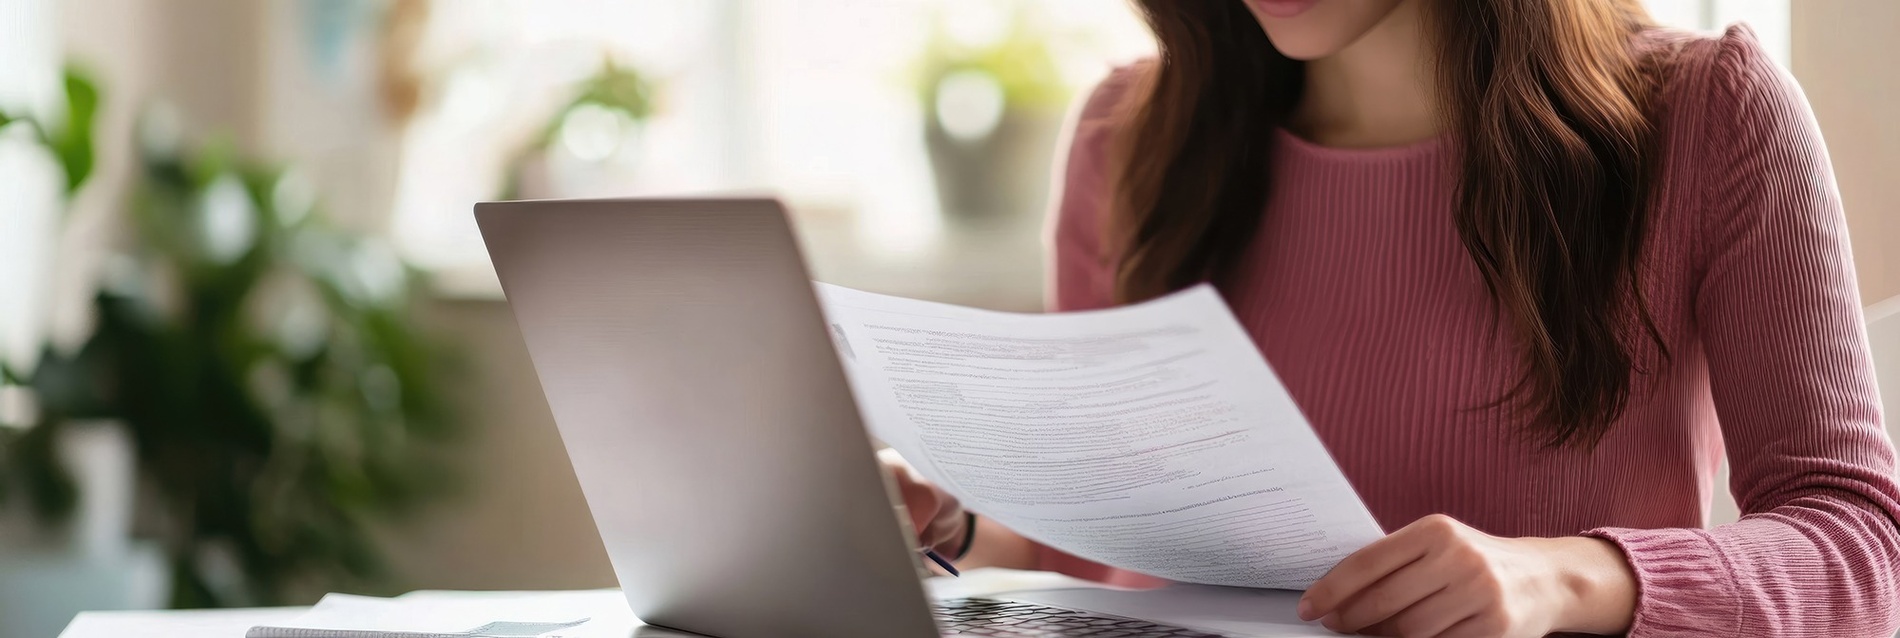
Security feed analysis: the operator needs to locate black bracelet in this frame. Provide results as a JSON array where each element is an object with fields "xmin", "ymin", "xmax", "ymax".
[{"xmin": 952, "ymin": 512, "xmax": 978, "ymax": 561}]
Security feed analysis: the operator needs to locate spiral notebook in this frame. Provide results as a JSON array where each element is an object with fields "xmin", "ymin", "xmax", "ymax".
[{"xmin": 244, "ymin": 590, "xmax": 635, "ymax": 638}]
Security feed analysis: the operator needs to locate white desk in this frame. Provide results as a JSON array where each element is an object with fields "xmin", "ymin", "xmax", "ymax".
[
  {"xmin": 60, "ymin": 607, "xmax": 305, "ymax": 638},
  {"xmin": 58, "ymin": 607, "xmax": 715, "ymax": 638},
  {"xmin": 58, "ymin": 570, "xmax": 1095, "ymax": 638}
]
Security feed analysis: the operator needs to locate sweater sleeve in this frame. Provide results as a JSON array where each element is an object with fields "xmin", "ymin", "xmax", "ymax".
[
  {"xmin": 1045, "ymin": 66, "xmax": 1140, "ymax": 315},
  {"xmin": 1584, "ymin": 26, "xmax": 1900, "ymax": 637}
]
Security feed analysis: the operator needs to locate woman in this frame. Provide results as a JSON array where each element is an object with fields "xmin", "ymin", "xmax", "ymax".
[{"xmin": 887, "ymin": 0, "xmax": 1900, "ymax": 636}]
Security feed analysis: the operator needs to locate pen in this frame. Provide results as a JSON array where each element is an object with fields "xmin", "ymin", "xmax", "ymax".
[{"xmin": 921, "ymin": 548, "xmax": 961, "ymax": 577}]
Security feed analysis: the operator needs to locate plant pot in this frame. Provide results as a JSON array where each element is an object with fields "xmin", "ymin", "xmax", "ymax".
[{"xmin": 924, "ymin": 107, "xmax": 1065, "ymax": 225}]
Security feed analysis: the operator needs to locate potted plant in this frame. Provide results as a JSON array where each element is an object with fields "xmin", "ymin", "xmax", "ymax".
[
  {"xmin": 1, "ymin": 96, "xmax": 462, "ymax": 612},
  {"xmin": 915, "ymin": 2, "xmax": 1074, "ymax": 225},
  {"xmin": 503, "ymin": 58, "xmax": 656, "ymax": 201}
]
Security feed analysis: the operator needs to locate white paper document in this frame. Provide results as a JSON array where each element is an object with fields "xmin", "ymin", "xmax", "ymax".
[{"xmin": 817, "ymin": 283, "xmax": 1384, "ymax": 590}]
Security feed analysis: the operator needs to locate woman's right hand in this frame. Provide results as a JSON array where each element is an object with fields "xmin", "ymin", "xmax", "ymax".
[{"xmin": 878, "ymin": 449, "xmax": 970, "ymax": 559}]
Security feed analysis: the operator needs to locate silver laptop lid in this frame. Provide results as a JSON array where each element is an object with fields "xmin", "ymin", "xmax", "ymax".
[{"xmin": 476, "ymin": 198, "xmax": 939, "ymax": 638}]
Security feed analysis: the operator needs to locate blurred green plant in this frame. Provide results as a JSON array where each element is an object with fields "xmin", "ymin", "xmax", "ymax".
[
  {"xmin": 536, "ymin": 58, "xmax": 653, "ymax": 147},
  {"xmin": 0, "ymin": 66, "xmax": 100, "ymax": 196},
  {"xmin": 502, "ymin": 58, "xmax": 655, "ymax": 199},
  {"xmin": 0, "ymin": 71, "xmax": 461, "ymax": 608},
  {"xmin": 912, "ymin": 3, "xmax": 1075, "ymax": 221},
  {"xmin": 913, "ymin": 4, "xmax": 1072, "ymax": 121}
]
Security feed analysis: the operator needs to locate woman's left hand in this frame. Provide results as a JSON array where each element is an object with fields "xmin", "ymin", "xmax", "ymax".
[{"xmin": 1296, "ymin": 514, "xmax": 1637, "ymax": 637}]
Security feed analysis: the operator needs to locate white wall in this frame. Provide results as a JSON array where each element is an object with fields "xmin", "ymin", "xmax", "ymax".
[{"xmin": 1792, "ymin": 1, "xmax": 1900, "ymax": 306}]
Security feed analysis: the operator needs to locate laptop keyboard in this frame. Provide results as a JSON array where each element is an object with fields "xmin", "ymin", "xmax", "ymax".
[{"xmin": 933, "ymin": 598, "xmax": 1225, "ymax": 637}]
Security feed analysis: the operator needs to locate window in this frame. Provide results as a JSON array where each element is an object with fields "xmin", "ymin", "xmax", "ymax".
[
  {"xmin": 1645, "ymin": 0, "xmax": 1790, "ymax": 65},
  {"xmin": 388, "ymin": 0, "xmax": 1150, "ymax": 305},
  {"xmin": 0, "ymin": 0, "xmax": 66, "ymax": 372}
]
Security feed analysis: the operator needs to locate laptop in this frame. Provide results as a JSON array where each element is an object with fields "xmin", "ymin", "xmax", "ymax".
[{"xmin": 476, "ymin": 197, "xmax": 1299, "ymax": 637}]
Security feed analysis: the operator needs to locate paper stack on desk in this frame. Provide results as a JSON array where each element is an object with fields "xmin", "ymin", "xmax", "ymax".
[{"xmin": 818, "ymin": 283, "xmax": 1385, "ymax": 590}]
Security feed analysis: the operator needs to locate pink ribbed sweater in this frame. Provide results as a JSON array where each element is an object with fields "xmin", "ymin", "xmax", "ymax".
[{"xmin": 1040, "ymin": 26, "xmax": 1900, "ymax": 636}]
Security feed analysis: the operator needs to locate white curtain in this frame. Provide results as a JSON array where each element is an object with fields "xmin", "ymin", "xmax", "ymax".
[{"xmin": 0, "ymin": 0, "xmax": 65, "ymax": 375}]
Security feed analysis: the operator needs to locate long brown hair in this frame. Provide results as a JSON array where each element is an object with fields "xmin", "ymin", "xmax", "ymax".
[{"xmin": 1111, "ymin": 0, "xmax": 1666, "ymax": 448}]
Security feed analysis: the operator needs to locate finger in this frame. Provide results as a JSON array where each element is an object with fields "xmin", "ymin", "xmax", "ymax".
[
  {"xmin": 921, "ymin": 508, "xmax": 965, "ymax": 549},
  {"xmin": 886, "ymin": 468, "xmax": 941, "ymax": 537},
  {"xmin": 1300, "ymin": 530, "xmax": 1434, "ymax": 620},
  {"xmin": 1323, "ymin": 556, "xmax": 1453, "ymax": 633},
  {"xmin": 1366, "ymin": 587, "xmax": 1481, "ymax": 638},
  {"xmin": 906, "ymin": 495, "xmax": 941, "ymax": 542}
]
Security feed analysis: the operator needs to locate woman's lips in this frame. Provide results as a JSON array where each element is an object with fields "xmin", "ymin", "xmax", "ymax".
[{"xmin": 1249, "ymin": 0, "xmax": 1320, "ymax": 18}]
